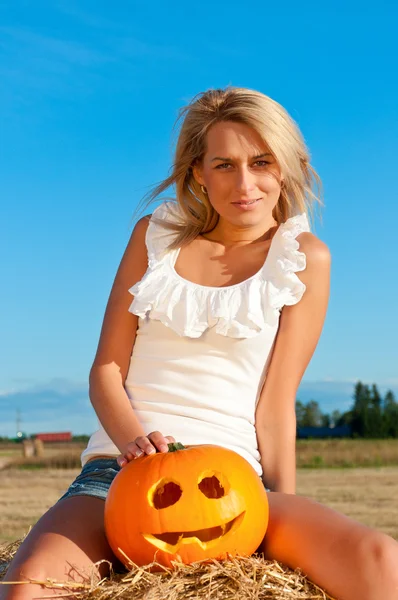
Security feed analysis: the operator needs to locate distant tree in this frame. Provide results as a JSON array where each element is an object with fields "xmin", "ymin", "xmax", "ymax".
[
  {"xmin": 352, "ymin": 381, "xmax": 368, "ymax": 411},
  {"xmin": 369, "ymin": 383, "xmax": 384, "ymax": 437},
  {"xmin": 331, "ymin": 409, "xmax": 342, "ymax": 427},
  {"xmin": 72, "ymin": 435, "xmax": 90, "ymax": 443},
  {"xmin": 295, "ymin": 400, "xmax": 306, "ymax": 427},
  {"xmin": 336, "ymin": 409, "xmax": 354, "ymax": 427},
  {"xmin": 321, "ymin": 413, "xmax": 331, "ymax": 427},
  {"xmin": 302, "ymin": 400, "xmax": 323, "ymax": 427},
  {"xmin": 383, "ymin": 390, "xmax": 398, "ymax": 438},
  {"xmin": 351, "ymin": 381, "xmax": 371, "ymax": 437},
  {"xmin": 383, "ymin": 390, "xmax": 396, "ymax": 410},
  {"xmin": 370, "ymin": 383, "xmax": 382, "ymax": 409}
]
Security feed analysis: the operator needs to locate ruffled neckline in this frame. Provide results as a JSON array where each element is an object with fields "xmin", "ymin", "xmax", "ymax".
[
  {"xmin": 169, "ymin": 219, "xmax": 283, "ymax": 291},
  {"xmin": 128, "ymin": 201, "xmax": 310, "ymax": 338}
]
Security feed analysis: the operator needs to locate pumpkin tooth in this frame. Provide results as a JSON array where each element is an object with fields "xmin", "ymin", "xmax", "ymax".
[
  {"xmin": 152, "ymin": 531, "xmax": 181, "ymax": 545},
  {"xmin": 185, "ymin": 524, "xmax": 223, "ymax": 542}
]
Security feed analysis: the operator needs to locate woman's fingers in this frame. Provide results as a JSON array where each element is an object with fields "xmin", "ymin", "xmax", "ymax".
[
  {"xmin": 117, "ymin": 454, "xmax": 128, "ymax": 467},
  {"xmin": 148, "ymin": 431, "xmax": 173, "ymax": 453},
  {"xmin": 124, "ymin": 437, "xmax": 154, "ymax": 458},
  {"xmin": 117, "ymin": 440, "xmax": 146, "ymax": 467},
  {"xmin": 117, "ymin": 433, "xmax": 176, "ymax": 467}
]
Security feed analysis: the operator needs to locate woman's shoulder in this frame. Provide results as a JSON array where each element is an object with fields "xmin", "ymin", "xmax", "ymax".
[
  {"xmin": 134, "ymin": 200, "xmax": 183, "ymax": 230},
  {"xmin": 278, "ymin": 209, "xmax": 330, "ymax": 265},
  {"xmin": 262, "ymin": 214, "xmax": 330, "ymax": 311},
  {"xmin": 149, "ymin": 200, "xmax": 184, "ymax": 224},
  {"xmin": 292, "ymin": 230, "xmax": 331, "ymax": 294},
  {"xmin": 128, "ymin": 201, "xmax": 183, "ymax": 267},
  {"xmin": 296, "ymin": 230, "xmax": 331, "ymax": 267}
]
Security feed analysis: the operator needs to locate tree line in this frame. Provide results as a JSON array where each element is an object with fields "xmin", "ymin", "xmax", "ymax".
[{"xmin": 296, "ymin": 381, "xmax": 398, "ymax": 438}]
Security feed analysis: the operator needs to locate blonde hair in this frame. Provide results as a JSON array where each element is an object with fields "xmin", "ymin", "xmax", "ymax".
[{"xmin": 135, "ymin": 86, "xmax": 323, "ymax": 249}]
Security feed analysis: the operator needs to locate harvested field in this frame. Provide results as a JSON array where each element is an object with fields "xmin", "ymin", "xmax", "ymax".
[
  {"xmin": 1, "ymin": 466, "xmax": 397, "ymax": 545},
  {"xmin": 1, "ymin": 467, "xmax": 397, "ymax": 599},
  {"xmin": 296, "ymin": 438, "xmax": 398, "ymax": 468}
]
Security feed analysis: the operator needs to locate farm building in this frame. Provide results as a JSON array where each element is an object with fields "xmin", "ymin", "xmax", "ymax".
[
  {"xmin": 297, "ymin": 425, "xmax": 352, "ymax": 439},
  {"xmin": 33, "ymin": 432, "xmax": 72, "ymax": 442}
]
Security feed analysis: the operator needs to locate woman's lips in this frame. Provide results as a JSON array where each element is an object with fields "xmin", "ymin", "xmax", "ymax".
[{"xmin": 232, "ymin": 198, "xmax": 261, "ymax": 210}]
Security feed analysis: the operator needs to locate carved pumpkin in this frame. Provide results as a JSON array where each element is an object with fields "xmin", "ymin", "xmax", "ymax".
[{"xmin": 104, "ymin": 443, "xmax": 269, "ymax": 568}]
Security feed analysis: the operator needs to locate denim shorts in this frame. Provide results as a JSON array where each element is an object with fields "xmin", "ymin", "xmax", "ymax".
[
  {"xmin": 58, "ymin": 458, "xmax": 121, "ymax": 502},
  {"xmin": 58, "ymin": 457, "xmax": 271, "ymax": 503}
]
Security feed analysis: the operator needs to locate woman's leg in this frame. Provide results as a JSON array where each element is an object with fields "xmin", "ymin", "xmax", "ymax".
[
  {"xmin": 0, "ymin": 495, "xmax": 122, "ymax": 600},
  {"xmin": 261, "ymin": 492, "xmax": 398, "ymax": 600}
]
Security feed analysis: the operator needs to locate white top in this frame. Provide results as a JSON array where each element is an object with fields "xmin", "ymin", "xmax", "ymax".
[{"xmin": 81, "ymin": 201, "xmax": 310, "ymax": 475}]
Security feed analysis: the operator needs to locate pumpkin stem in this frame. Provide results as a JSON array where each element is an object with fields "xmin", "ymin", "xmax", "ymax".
[{"xmin": 167, "ymin": 442, "xmax": 185, "ymax": 452}]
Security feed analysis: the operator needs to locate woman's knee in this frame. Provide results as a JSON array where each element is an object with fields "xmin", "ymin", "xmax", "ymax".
[
  {"xmin": 1, "ymin": 495, "xmax": 118, "ymax": 599},
  {"xmin": 0, "ymin": 558, "xmax": 51, "ymax": 600},
  {"xmin": 1, "ymin": 542, "xmax": 109, "ymax": 600},
  {"xmin": 358, "ymin": 529, "xmax": 398, "ymax": 588}
]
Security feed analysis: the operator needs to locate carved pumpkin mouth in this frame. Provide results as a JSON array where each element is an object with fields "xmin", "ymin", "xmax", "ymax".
[{"xmin": 142, "ymin": 511, "xmax": 245, "ymax": 553}]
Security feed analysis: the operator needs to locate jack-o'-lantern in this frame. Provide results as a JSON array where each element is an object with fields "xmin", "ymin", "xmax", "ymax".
[{"xmin": 104, "ymin": 443, "xmax": 269, "ymax": 568}]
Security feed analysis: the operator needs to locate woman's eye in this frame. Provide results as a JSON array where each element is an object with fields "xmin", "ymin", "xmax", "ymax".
[{"xmin": 215, "ymin": 161, "xmax": 270, "ymax": 170}]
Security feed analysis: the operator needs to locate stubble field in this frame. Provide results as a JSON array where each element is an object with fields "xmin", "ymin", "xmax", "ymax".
[{"xmin": 1, "ymin": 465, "xmax": 397, "ymax": 545}]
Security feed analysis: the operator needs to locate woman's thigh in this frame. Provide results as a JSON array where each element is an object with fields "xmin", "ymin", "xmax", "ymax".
[
  {"xmin": 261, "ymin": 491, "xmax": 398, "ymax": 600},
  {"xmin": 0, "ymin": 460, "xmax": 124, "ymax": 600}
]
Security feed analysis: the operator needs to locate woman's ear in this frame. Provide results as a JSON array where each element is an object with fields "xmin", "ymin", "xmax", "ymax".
[{"xmin": 192, "ymin": 161, "xmax": 205, "ymax": 186}]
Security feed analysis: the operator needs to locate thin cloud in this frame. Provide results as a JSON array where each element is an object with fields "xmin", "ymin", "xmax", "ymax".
[
  {"xmin": 318, "ymin": 377, "xmax": 359, "ymax": 383},
  {"xmin": 0, "ymin": 389, "xmax": 15, "ymax": 397},
  {"xmin": 50, "ymin": 0, "xmax": 190, "ymax": 61},
  {"xmin": 117, "ymin": 36, "xmax": 188, "ymax": 61},
  {"xmin": 0, "ymin": 23, "xmax": 190, "ymax": 103},
  {"xmin": 55, "ymin": 1, "xmax": 132, "ymax": 32},
  {"xmin": 0, "ymin": 25, "xmax": 109, "ymax": 101},
  {"xmin": 55, "ymin": 2, "xmax": 191, "ymax": 61},
  {"xmin": 0, "ymin": 26, "xmax": 110, "ymax": 67}
]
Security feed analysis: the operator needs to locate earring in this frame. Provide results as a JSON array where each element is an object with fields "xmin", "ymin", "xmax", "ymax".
[{"xmin": 200, "ymin": 184, "xmax": 207, "ymax": 194}]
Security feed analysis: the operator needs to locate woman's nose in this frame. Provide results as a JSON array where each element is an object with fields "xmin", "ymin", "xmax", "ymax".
[{"xmin": 235, "ymin": 167, "xmax": 256, "ymax": 194}]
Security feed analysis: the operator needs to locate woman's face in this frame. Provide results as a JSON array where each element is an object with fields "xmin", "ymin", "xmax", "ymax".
[{"xmin": 193, "ymin": 121, "xmax": 282, "ymax": 230}]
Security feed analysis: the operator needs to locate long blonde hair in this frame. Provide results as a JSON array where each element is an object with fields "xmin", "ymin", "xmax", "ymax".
[{"xmin": 135, "ymin": 86, "xmax": 323, "ymax": 249}]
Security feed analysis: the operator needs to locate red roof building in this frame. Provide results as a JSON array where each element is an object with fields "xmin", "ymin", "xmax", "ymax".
[{"xmin": 33, "ymin": 432, "xmax": 72, "ymax": 442}]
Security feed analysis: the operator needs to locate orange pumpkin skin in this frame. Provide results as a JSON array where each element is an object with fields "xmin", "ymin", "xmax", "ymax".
[{"xmin": 104, "ymin": 444, "xmax": 269, "ymax": 569}]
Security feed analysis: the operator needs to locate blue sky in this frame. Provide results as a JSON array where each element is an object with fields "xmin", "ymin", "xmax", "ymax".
[{"xmin": 1, "ymin": 1, "xmax": 397, "ymax": 436}]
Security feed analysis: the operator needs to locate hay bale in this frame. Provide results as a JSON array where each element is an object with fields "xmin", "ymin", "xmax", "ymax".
[
  {"xmin": 22, "ymin": 440, "xmax": 34, "ymax": 458},
  {"xmin": 33, "ymin": 438, "xmax": 44, "ymax": 457},
  {"xmin": 0, "ymin": 537, "xmax": 333, "ymax": 599}
]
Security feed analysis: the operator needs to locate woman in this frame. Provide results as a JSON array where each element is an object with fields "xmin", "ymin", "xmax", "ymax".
[{"xmin": 2, "ymin": 87, "xmax": 398, "ymax": 600}]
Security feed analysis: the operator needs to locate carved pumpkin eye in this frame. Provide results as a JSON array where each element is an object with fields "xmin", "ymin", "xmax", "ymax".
[
  {"xmin": 149, "ymin": 479, "xmax": 182, "ymax": 509},
  {"xmin": 198, "ymin": 471, "xmax": 230, "ymax": 499}
]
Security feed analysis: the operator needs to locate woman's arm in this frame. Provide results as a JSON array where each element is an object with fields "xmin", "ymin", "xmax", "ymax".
[
  {"xmin": 255, "ymin": 232, "xmax": 331, "ymax": 494},
  {"xmin": 88, "ymin": 215, "xmax": 152, "ymax": 455}
]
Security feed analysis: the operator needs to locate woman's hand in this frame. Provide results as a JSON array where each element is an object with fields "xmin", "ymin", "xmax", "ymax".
[{"xmin": 117, "ymin": 431, "xmax": 176, "ymax": 467}]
